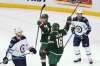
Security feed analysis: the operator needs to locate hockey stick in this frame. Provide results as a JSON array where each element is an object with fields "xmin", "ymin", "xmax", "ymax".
[
  {"xmin": 64, "ymin": 34, "xmax": 73, "ymax": 48},
  {"xmin": 70, "ymin": 0, "xmax": 81, "ymax": 17},
  {"xmin": 35, "ymin": 4, "xmax": 46, "ymax": 49},
  {"xmin": 64, "ymin": 0, "xmax": 81, "ymax": 48},
  {"xmin": 0, "ymin": 52, "xmax": 30, "ymax": 64}
]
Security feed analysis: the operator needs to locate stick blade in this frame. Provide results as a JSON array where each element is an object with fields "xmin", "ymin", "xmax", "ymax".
[{"xmin": 42, "ymin": 4, "xmax": 46, "ymax": 10}]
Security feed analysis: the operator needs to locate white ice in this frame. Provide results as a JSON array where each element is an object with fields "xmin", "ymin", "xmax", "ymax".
[{"xmin": 0, "ymin": 8, "xmax": 100, "ymax": 66}]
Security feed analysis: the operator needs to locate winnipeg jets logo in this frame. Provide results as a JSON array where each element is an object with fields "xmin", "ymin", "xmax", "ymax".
[
  {"xmin": 20, "ymin": 44, "xmax": 25, "ymax": 53},
  {"xmin": 71, "ymin": 21, "xmax": 88, "ymax": 36},
  {"xmin": 75, "ymin": 26, "xmax": 82, "ymax": 33}
]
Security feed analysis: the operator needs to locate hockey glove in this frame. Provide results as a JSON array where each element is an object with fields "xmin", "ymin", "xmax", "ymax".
[
  {"xmin": 3, "ymin": 57, "xmax": 8, "ymax": 64},
  {"xmin": 71, "ymin": 27, "xmax": 75, "ymax": 34},
  {"xmin": 82, "ymin": 29, "xmax": 91, "ymax": 37},
  {"xmin": 86, "ymin": 29, "xmax": 91, "ymax": 35},
  {"xmin": 29, "ymin": 47, "xmax": 37, "ymax": 54},
  {"xmin": 37, "ymin": 21, "xmax": 41, "ymax": 26},
  {"xmin": 43, "ymin": 48, "xmax": 48, "ymax": 54},
  {"xmin": 67, "ymin": 16, "xmax": 72, "ymax": 22}
]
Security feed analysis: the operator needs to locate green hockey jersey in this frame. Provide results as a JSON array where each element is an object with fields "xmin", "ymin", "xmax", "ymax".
[
  {"xmin": 48, "ymin": 29, "xmax": 67, "ymax": 54},
  {"xmin": 39, "ymin": 22, "xmax": 51, "ymax": 42}
]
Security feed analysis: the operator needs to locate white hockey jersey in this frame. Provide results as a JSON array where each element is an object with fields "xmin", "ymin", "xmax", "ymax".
[
  {"xmin": 71, "ymin": 21, "xmax": 88, "ymax": 36},
  {"xmin": 6, "ymin": 35, "xmax": 29, "ymax": 57}
]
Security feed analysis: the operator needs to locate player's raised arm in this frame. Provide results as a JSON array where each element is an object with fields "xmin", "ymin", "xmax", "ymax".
[
  {"xmin": 37, "ymin": 14, "xmax": 51, "ymax": 34},
  {"xmin": 64, "ymin": 16, "xmax": 72, "ymax": 31},
  {"xmin": 59, "ymin": 16, "xmax": 72, "ymax": 36}
]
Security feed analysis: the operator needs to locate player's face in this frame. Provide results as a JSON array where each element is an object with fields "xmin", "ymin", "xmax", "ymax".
[
  {"xmin": 51, "ymin": 26, "xmax": 59, "ymax": 31},
  {"xmin": 77, "ymin": 13, "xmax": 82, "ymax": 17},
  {"xmin": 15, "ymin": 31, "xmax": 22, "ymax": 37},
  {"xmin": 40, "ymin": 18, "xmax": 47, "ymax": 23}
]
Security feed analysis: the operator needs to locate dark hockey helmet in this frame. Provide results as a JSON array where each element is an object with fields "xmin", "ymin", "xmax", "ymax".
[
  {"xmin": 52, "ymin": 23, "xmax": 60, "ymax": 31},
  {"xmin": 40, "ymin": 14, "xmax": 48, "ymax": 19}
]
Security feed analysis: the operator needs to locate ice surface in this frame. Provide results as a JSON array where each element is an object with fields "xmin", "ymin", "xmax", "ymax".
[{"xmin": 0, "ymin": 8, "xmax": 100, "ymax": 66}]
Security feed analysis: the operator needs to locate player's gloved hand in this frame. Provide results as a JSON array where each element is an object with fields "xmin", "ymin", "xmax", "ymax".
[
  {"xmin": 3, "ymin": 56, "xmax": 8, "ymax": 64},
  {"xmin": 71, "ymin": 27, "xmax": 75, "ymax": 34},
  {"xmin": 29, "ymin": 47, "xmax": 37, "ymax": 54},
  {"xmin": 65, "ymin": 16, "xmax": 72, "ymax": 27},
  {"xmin": 43, "ymin": 48, "xmax": 48, "ymax": 55},
  {"xmin": 85, "ymin": 29, "xmax": 91, "ymax": 35},
  {"xmin": 67, "ymin": 16, "xmax": 72, "ymax": 22},
  {"xmin": 64, "ymin": 22, "xmax": 71, "ymax": 31},
  {"xmin": 37, "ymin": 20, "xmax": 45, "ymax": 26},
  {"xmin": 37, "ymin": 21, "xmax": 41, "ymax": 26}
]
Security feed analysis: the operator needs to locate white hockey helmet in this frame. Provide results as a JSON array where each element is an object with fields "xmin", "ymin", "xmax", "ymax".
[
  {"xmin": 14, "ymin": 27, "xmax": 23, "ymax": 33},
  {"xmin": 76, "ymin": 9, "xmax": 83, "ymax": 14}
]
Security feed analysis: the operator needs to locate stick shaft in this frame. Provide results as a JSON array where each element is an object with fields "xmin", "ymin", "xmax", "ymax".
[
  {"xmin": 35, "ymin": 4, "xmax": 46, "ymax": 49},
  {"xmin": 64, "ymin": 34, "xmax": 73, "ymax": 48},
  {"xmin": 64, "ymin": 0, "xmax": 81, "ymax": 48}
]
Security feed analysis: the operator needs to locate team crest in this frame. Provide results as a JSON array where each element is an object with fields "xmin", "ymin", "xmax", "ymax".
[{"xmin": 71, "ymin": 21, "xmax": 88, "ymax": 36}]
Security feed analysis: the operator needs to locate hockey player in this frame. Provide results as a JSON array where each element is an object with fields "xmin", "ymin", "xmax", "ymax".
[
  {"xmin": 70, "ymin": 9, "xmax": 93, "ymax": 64},
  {"xmin": 47, "ymin": 22, "xmax": 70, "ymax": 66},
  {"xmin": 37, "ymin": 14, "xmax": 51, "ymax": 66},
  {"xmin": 3, "ymin": 28, "xmax": 37, "ymax": 66}
]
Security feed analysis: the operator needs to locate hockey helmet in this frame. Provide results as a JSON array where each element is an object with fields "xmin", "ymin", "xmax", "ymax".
[{"xmin": 40, "ymin": 14, "xmax": 48, "ymax": 19}]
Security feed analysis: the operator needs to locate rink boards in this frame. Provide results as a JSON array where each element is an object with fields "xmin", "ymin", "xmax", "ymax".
[{"xmin": 0, "ymin": 2, "xmax": 100, "ymax": 17}]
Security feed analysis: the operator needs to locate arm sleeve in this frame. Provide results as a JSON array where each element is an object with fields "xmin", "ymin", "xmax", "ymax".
[
  {"xmin": 84, "ymin": 18, "xmax": 91, "ymax": 34},
  {"xmin": 63, "ymin": 20, "xmax": 72, "ymax": 35},
  {"xmin": 5, "ymin": 38, "xmax": 15, "ymax": 57},
  {"xmin": 40, "ymin": 22, "xmax": 51, "ymax": 34},
  {"xmin": 59, "ymin": 29, "xmax": 67, "ymax": 36},
  {"xmin": 64, "ymin": 21, "xmax": 71, "ymax": 31}
]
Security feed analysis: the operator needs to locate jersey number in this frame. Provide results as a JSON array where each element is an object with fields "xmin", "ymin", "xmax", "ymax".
[{"xmin": 56, "ymin": 34, "xmax": 63, "ymax": 48}]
